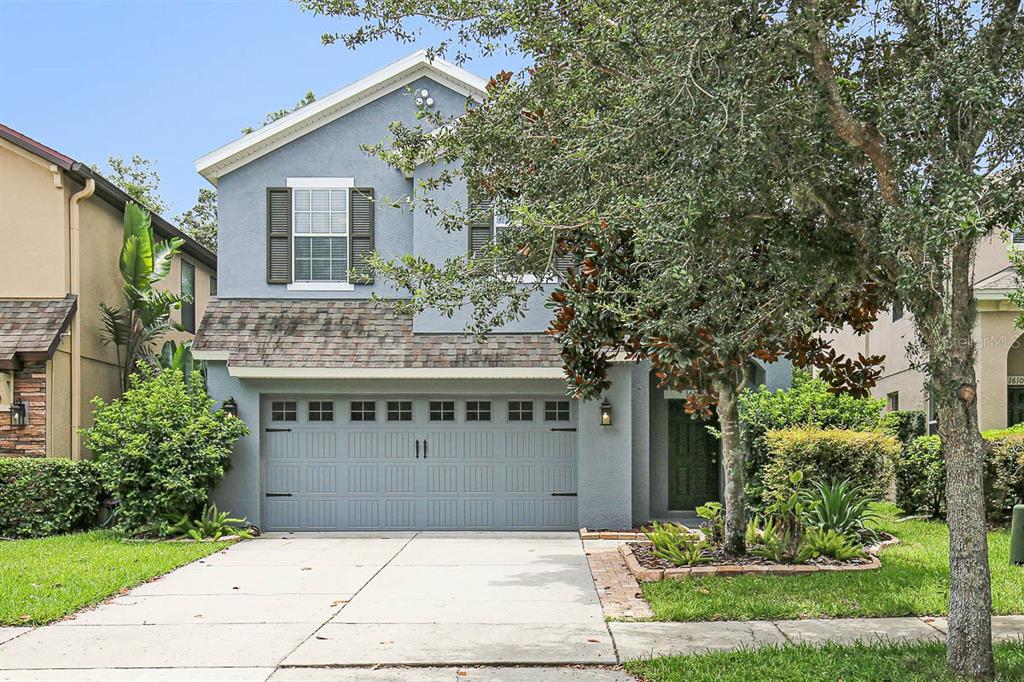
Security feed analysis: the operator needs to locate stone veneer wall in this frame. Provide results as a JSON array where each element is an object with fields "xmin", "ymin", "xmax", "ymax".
[{"xmin": 0, "ymin": 361, "xmax": 47, "ymax": 456}]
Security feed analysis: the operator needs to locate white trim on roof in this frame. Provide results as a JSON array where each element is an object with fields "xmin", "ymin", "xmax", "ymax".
[
  {"xmin": 195, "ymin": 50, "xmax": 489, "ymax": 185},
  {"xmin": 225, "ymin": 366, "xmax": 566, "ymax": 380}
]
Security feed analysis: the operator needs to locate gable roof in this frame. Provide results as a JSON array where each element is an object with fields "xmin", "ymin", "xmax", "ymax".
[
  {"xmin": 0, "ymin": 124, "xmax": 217, "ymax": 271},
  {"xmin": 194, "ymin": 50, "xmax": 488, "ymax": 185},
  {"xmin": 975, "ymin": 265, "xmax": 1020, "ymax": 299}
]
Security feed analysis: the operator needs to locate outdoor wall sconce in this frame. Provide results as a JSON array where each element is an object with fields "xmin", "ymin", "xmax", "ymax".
[
  {"xmin": 600, "ymin": 398, "xmax": 613, "ymax": 426},
  {"xmin": 222, "ymin": 397, "xmax": 239, "ymax": 418},
  {"xmin": 9, "ymin": 398, "xmax": 28, "ymax": 427}
]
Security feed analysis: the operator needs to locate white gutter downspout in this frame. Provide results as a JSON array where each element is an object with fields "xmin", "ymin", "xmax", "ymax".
[{"xmin": 69, "ymin": 177, "xmax": 95, "ymax": 459}]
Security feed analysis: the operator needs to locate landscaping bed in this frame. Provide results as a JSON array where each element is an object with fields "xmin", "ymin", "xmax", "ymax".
[
  {"xmin": 640, "ymin": 504, "xmax": 1024, "ymax": 621},
  {"xmin": 620, "ymin": 535, "xmax": 895, "ymax": 581}
]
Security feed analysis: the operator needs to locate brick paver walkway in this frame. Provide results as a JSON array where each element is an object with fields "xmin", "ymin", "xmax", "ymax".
[{"xmin": 584, "ymin": 541, "xmax": 654, "ymax": 620}]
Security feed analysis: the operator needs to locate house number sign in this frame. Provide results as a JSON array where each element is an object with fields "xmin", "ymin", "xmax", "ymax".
[{"xmin": 1008, "ymin": 376, "xmax": 1024, "ymax": 386}]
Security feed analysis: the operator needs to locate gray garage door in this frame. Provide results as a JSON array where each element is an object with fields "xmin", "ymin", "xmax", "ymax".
[{"xmin": 260, "ymin": 395, "xmax": 578, "ymax": 531}]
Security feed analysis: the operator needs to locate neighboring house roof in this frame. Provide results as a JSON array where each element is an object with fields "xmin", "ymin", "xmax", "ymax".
[
  {"xmin": 0, "ymin": 295, "xmax": 77, "ymax": 370},
  {"xmin": 193, "ymin": 299, "xmax": 564, "ymax": 378},
  {"xmin": 0, "ymin": 123, "xmax": 217, "ymax": 271},
  {"xmin": 975, "ymin": 266, "xmax": 1020, "ymax": 300},
  {"xmin": 194, "ymin": 50, "xmax": 489, "ymax": 185}
]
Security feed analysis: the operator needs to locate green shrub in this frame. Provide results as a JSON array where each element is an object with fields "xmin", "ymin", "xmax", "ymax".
[
  {"xmin": 644, "ymin": 521, "xmax": 711, "ymax": 566},
  {"xmin": 740, "ymin": 370, "xmax": 886, "ymax": 503},
  {"xmin": 0, "ymin": 458, "xmax": 102, "ymax": 538},
  {"xmin": 895, "ymin": 432, "xmax": 1024, "ymax": 521},
  {"xmin": 881, "ymin": 410, "xmax": 927, "ymax": 448},
  {"xmin": 761, "ymin": 428, "xmax": 897, "ymax": 503},
  {"xmin": 82, "ymin": 367, "xmax": 248, "ymax": 533},
  {"xmin": 895, "ymin": 435, "xmax": 945, "ymax": 518}
]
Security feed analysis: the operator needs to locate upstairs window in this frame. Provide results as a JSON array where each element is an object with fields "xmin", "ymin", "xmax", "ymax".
[
  {"xmin": 293, "ymin": 187, "xmax": 348, "ymax": 282},
  {"xmin": 892, "ymin": 298, "xmax": 904, "ymax": 322},
  {"xmin": 180, "ymin": 260, "xmax": 196, "ymax": 333}
]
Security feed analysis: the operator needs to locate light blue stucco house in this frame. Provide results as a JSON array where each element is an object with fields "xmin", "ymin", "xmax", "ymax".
[{"xmin": 193, "ymin": 51, "xmax": 790, "ymax": 532}]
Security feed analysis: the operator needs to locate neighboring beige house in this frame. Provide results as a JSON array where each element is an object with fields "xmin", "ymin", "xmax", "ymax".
[
  {"xmin": 0, "ymin": 124, "xmax": 217, "ymax": 459},
  {"xmin": 828, "ymin": 232, "xmax": 1023, "ymax": 432}
]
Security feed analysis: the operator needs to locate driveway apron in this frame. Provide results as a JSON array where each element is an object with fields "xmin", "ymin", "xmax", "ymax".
[{"xmin": 0, "ymin": 532, "xmax": 614, "ymax": 676}]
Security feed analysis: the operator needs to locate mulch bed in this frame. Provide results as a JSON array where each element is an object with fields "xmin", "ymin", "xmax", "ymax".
[{"xmin": 621, "ymin": 532, "xmax": 898, "ymax": 581}]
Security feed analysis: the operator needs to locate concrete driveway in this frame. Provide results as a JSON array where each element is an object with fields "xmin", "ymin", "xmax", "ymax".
[{"xmin": 0, "ymin": 533, "xmax": 626, "ymax": 681}]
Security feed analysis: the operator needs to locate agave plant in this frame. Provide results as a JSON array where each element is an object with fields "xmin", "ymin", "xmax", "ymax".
[
  {"xmin": 99, "ymin": 202, "xmax": 186, "ymax": 392},
  {"xmin": 167, "ymin": 503, "xmax": 252, "ymax": 541},
  {"xmin": 802, "ymin": 478, "xmax": 881, "ymax": 543}
]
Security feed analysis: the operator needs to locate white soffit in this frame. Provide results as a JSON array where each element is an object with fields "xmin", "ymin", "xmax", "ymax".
[
  {"xmin": 195, "ymin": 50, "xmax": 489, "ymax": 184},
  {"xmin": 226, "ymin": 366, "xmax": 566, "ymax": 380}
]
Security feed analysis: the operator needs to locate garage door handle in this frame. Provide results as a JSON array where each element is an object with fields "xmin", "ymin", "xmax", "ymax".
[
  {"xmin": 265, "ymin": 493, "xmax": 292, "ymax": 497},
  {"xmin": 551, "ymin": 492, "xmax": 578, "ymax": 497},
  {"xmin": 265, "ymin": 428, "xmax": 292, "ymax": 433},
  {"xmin": 423, "ymin": 440, "xmax": 428, "ymax": 459},
  {"xmin": 415, "ymin": 440, "xmax": 420, "ymax": 459}
]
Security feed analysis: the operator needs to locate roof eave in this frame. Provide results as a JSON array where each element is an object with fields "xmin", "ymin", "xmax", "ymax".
[{"xmin": 194, "ymin": 51, "xmax": 488, "ymax": 184}]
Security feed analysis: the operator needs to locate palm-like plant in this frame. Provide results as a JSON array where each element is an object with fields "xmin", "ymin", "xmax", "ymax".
[
  {"xmin": 158, "ymin": 339, "xmax": 205, "ymax": 387},
  {"xmin": 802, "ymin": 479, "xmax": 881, "ymax": 544},
  {"xmin": 100, "ymin": 202, "xmax": 185, "ymax": 392}
]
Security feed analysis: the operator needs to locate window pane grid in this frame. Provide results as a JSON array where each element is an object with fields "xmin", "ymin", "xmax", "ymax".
[
  {"xmin": 271, "ymin": 401, "xmax": 297, "ymax": 422},
  {"xmin": 387, "ymin": 401, "xmax": 413, "ymax": 422},
  {"xmin": 308, "ymin": 401, "xmax": 334, "ymax": 422},
  {"xmin": 508, "ymin": 400, "xmax": 533, "ymax": 421},
  {"xmin": 466, "ymin": 400, "xmax": 491, "ymax": 422},
  {"xmin": 293, "ymin": 187, "xmax": 349, "ymax": 282},
  {"xmin": 544, "ymin": 400, "xmax": 571, "ymax": 421},
  {"xmin": 350, "ymin": 401, "xmax": 376, "ymax": 422},
  {"xmin": 429, "ymin": 400, "xmax": 455, "ymax": 422}
]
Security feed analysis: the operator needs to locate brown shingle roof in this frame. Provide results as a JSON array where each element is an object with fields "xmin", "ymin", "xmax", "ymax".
[
  {"xmin": 975, "ymin": 266, "xmax": 1019, "ymax": 291},
  {"xmin": 193, "ymin": 298, "xmax": 563, "ymax": 369},
  {"xmin": 0, "ymin": 296, "xmax": 77, "ymax": 369}
]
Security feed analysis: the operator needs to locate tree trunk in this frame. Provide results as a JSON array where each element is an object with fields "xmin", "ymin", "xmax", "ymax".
[
  {"xmin": 918, "ymin": 242, "xmax": 994, "ymax": 679},
  {"xmin": 716, "ymin": 374, "xmax": 746, "ymax": 556}
]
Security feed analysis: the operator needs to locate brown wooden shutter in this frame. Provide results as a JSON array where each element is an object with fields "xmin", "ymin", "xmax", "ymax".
[
  {"xmin": 266, "ymin": 188, "xmax": 292, "ymax": 284},
  {"xmin": 349, "ymin": 187, "xmax": 374, "ymax": 284},
  {"xmin": 467, "ymin": 199, "xmax": 494, "ymax": 257}
]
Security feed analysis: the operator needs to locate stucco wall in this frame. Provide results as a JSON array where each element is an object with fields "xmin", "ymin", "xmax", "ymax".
[
  {"xmin": 0, "ymin": 139, "xmax": 68, "ymax": 298},
  {"xmin": 216, "ymin": 76, "xmax": 468, "ymax": 302}
]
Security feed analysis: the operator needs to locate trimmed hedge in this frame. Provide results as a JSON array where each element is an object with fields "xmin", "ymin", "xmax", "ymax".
[
  {"xmin": 740, "ymin": 370, "xmax": 886, "ymax": 504},
  {"xmin": 895, "ymin": 430, "xmax": 1024, "ymax": 521},
  {"xmin": 762, "ymin": 428, "xmax": 898, "ymax": 501},
  {"xmin": 881, "ymin": 410, "xmax": 927, "ymax": 448},
  {"xmin": 0, "ymin": 458, "xmax": 102, "ymax": 538}
]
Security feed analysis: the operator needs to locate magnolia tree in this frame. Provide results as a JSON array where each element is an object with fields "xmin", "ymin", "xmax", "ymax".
[{"xmin": 301, "ymin": 0, "xmax": 1024, "ymax": 676}]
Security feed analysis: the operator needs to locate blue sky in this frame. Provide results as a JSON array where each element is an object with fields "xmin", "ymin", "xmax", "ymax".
[{"xmin": 0, "ymin": 0, "xmax": 522, "ymax": 219}]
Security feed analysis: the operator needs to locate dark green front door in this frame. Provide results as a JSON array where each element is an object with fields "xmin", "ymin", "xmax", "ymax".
[
  {"xmin": 1009, "ymin": 387, "xmax": 1024, "ymax": 427},
  {"xmin": 667, "ymin": 400, "xmax": 720, "ymax": 510}
]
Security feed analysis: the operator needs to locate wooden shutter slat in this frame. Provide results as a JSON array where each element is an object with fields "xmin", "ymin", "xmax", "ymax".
[
  {"xmin": 467, "ymin": 199, "xmax": 494, "ymax": 257},
  {"xmin": 349, "ymin": 187, "xmax": 374, "ymax": 284},
  {"xmin": 266, "ymin": 188, "xmax": 291, "ymax": 284}
]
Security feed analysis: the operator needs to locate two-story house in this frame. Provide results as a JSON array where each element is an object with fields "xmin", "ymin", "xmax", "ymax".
[
  {"xmin": 0, "ymin": 124, "xmax": 217, "ymax": 458},
  {"xmin": 827, "ymin": 231, "xmax": 1023, "ymax": 433},
  {"xmin": 193, "ymin": 51, "xmax": 790, "ymax": 532}
]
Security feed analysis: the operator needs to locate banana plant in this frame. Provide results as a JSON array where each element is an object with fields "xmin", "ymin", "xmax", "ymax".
[
  {"xmin": 99, "ymin": 202, "xmax": 186, "ymax": 392},
  {"xmin": 158, "ymin": 339, "xmax": 205, "ymax": 387}
]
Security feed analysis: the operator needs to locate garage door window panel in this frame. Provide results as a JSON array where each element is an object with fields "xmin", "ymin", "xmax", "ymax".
[
  {"xmin": 466, "ymin": 401, "xmax": 491, "ymax": 421},
  {"xmin": 429, "ymin": 401, "xmax": 455, "ymax": 422},
  {"xmin": 351, "ymin": 401, "xmax": 377, "ymax": 422},
  {"xmin": 271, "ymin": 401, "xmax": 297, "ymax": 422},
  {"xmin": 308, "ymin": 401, "xmax": 334, "ymax": 422},
  {"xmin": 508, "ymin": 400, "xmax": 534, "ymax": 421},
  {"xmin": 545, "ymin": 400, "xmax": 571, "ymax": 421},
  {"xmin": 387, "ymin": 401, "xmax": 413, "ymax": 422}
]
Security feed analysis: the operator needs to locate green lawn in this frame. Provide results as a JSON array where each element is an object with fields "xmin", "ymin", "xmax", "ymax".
[
  {"xmin": 0, "ymin": 531, "xmax": 231, "ymax": 625},
  {"xmin": 642, "ymin": 505, "xmax": 1024, "ymax": 621},
  {"xmin": 626, "ymin": 641, "xmax": 1024, "ymax": 682}
]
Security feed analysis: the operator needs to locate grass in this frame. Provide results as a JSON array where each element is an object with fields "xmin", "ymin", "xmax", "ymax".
[
  {"xmin": 0, "ymin": 530, "xmax": 230, "ymax": 625},
  {"xmin": 641, "ymin": 504, "xmax": 1024, "ymax": 621},
  {"xmin": 626, "ymin": 640, "xmax": 1024, "ymax": 682}
]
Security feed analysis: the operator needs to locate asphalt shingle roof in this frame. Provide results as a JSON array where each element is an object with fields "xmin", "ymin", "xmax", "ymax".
[
  {"xmin": 193, "ymin": 298, "xmax": 564, "ymax": 369},
  {"xmin": 0, "ymin": 295, "xmax": 77, "ymax": 368}
]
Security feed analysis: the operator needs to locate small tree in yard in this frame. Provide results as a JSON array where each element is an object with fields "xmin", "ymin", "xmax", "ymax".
[
  {"xmin": 83, "ymin": 366, "xmax": 248, "ymax": 534},
  {"xmin": 302, "ymin": 1, "xmax": 1023, "ymax": 677}
]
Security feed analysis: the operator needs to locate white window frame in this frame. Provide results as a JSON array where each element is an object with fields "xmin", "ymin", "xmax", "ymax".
[{"xmin": 287, "ymin": 178, "xmax": 356, "ymax": 291}]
